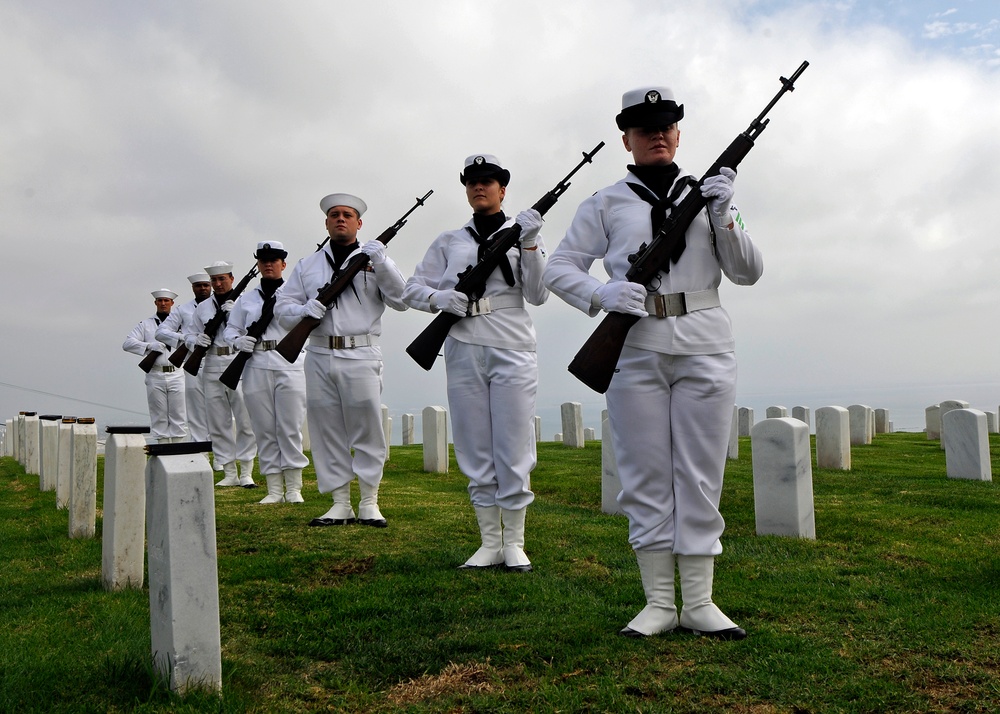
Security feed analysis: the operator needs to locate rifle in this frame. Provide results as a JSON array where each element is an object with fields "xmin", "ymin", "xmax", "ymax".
[
  {"xmin": 138, "ymin": 347, "xmax": 163, "ymax": 373},
  {"xmin": 167, "ymin": 342, "xmax": 189, "ymax": 368},
  {"xmin": 217, "ymin": 294, "xmax": 276, "ymax": 390},
  {"xmin": 182, "ymin": 264, "xmax": 260, "ymax": 376},
  {"xmin": 276, "ymin": 190, "xmax": 434, "ymax": 363},
  {"xmin": 405, "ymin": 143, "xmax": 605, "ymax": 371},
  {"xmin": 567, "ymin": 61, "xmax": 808, "ymax": 394}
]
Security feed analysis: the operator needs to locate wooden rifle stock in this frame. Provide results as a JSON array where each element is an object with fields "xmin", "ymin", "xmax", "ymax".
[
  {"xmin": 568, "ymin": 61, "xmax": 808, "ymax": 393},
  {"xmin": 138, "ymin": 349, "xmax": 162, "ymax": 373},
  {"xmin": 276, "ymin": 190, "xmax": 433, "ymax": 363},
  {"xmin": 218, "ymin": 297, "xmax": 277, "ymax": 390},
  {"xmin": 183, "ymin": 264, "xmax": 260, "ymax": 376},
  {"xmin": 167, "ymin": 343, "xmax": 189, "ymax": 368},
  {"xmin": 405, "ymin": 142, "xmax": 605, "ymax": 370}
]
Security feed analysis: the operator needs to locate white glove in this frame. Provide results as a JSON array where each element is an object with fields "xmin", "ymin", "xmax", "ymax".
[
  {"xmin": 361, "ymin": 240, "xmax": 387, "ymax": 265},
  {"xmin": 184, "ymin": 334, "xmax": 200, "ymax": 350},
  {"xmin": 700, "ymin": 167, "xmax": 736, "ymax": 224},
  {"xmin": 515, "ymin": 209, "xmax": 543, "ymax": 249},
  {"xmin": 148, "ymin": 341, "xmax": 167, "ymax": 353},
  {"xmin": 234, "ymin": 335, "xmax": 257, "ymax": 353},
  {"xmin": 431, "ymin": 289, "xmax": 469, "ymax": 317},
  {"xmin": 220, "ymin": 299, "xmax": 235, "ymax": 313},
  {"xmin": 594, "ymin": 281, "xmax": 648, "ymax": 317},
  {"xmin": 303, "ymin": 299, "xmax": 327, "ymax": 320},
  {"xmin": 194, "ymin": 333, "xmax": 212, "ymax": 348}
]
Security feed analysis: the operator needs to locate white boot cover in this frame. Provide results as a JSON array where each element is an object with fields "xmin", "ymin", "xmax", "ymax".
[
  {"xmin": 283, "ymin": 469, "xmax": 304, "ymax": 503},
  {"xmin": 500, "ymin": 507, "xmax": 532, "ymax": 572},
  {"xmin": 459, "ymin": 506, "xmax": 504, "ymax": 569},
  {"xmin": 677, "ymin": 555, "xmax": 746, "ymax": 639},
  {"xmin": 238, "ymin": 459, "xmax": 257, "ymax": 487},
  {"xmin": 313, "ymin": 483, "xmax": 355, "ymax": 524},
  {"xmin": 621, "ymin": 550, "xmax": 677, "ymax": 637},
  {"xmin": 358, "ymin": 480, "xmax": 387, "ymax": 527},
  {"xmin": 258, "ymin": 473, "xmax": 285, "ymax": 504},
  {"xmin": 215, "ymin": 461, "xmax": 241, "ymax": 487}
]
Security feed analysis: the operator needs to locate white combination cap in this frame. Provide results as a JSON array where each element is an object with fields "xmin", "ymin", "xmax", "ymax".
[
  {"xmin": 616, "ymin": 86, "xmax": 684, "ymax": 130},
  {"xmin": 254, "ymin": 241, "xmax": 288, "ymax": 259},
  {"xmin": 460, "ymin": 154, "xmax": 510, "ymax": 186},
  {"xmin": 320, "ymin": 193, "xmax": 367, "ymax": 217}
]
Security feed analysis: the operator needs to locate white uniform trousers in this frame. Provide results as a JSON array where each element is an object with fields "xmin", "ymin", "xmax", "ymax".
[
  {"xmin": 444, "ymin": 338, "xmax": 537, "ymax": 511},
  {"xmin": 144, "ymin": 369, "xmax": 187, "ymax": 440},
  {"xmin": 203, "ymin": 375, "xmax": 256, "ymax": 465},
  {"xmin": 184, "ymin": 370, "xmax": 209, "ymax": 442},
  {"xmin": 605, "ymin": 347, "xmax": 737, "ymax": 555},
  {"xmin": 242, "ymin": 366, "xmax": 309, "ymax": 474},
  {"xmin": 305, "ymin": 352, "xmax": 385, "ymax": 493}
]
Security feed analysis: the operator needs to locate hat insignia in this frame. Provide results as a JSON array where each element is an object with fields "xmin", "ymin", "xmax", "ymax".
[
  {"xmin": 262, "ymin": 243, "xmax": 271, "ymax": 249},
  {"xmin": 474, "ymin": 156, "xmax": 485, "ymax": 165},
  {"xmin": 645, "ymin": 90, "xmax": 661, "ymax": 104}
]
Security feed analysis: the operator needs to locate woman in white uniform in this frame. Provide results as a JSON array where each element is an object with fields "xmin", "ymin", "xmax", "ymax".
[
  {"xmin": 403, "ymin": 155, "xmax": 547, "ymax": 572},
  {"xmin": 224, "ymin": 241, "xmax": 308, "ymax": 504},
  {"xmin": 543, "ymin": 86, "xmax": 763, "ymax": 638}
]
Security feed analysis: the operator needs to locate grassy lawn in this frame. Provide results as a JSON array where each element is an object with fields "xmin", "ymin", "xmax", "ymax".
[{"xmin": 1, "ymin": 432, "xmax": 998, "ymax": 712}]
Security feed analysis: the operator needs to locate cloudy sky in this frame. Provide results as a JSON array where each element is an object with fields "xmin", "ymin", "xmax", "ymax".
[{"xmin": 2, "ymin": 0, "xmax": 999, "ymax": 436}]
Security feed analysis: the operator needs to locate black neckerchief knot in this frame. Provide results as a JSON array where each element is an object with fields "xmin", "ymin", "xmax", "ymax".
[
  {"xmin": 626, "ymin": 163, "xmax": 698, "ymax": 270},
  {"xmin": 467, "ymin": 211, "xmax": 515, "ymax": 288},
  {"xmin": 323, "ymin": 242, "xmax": 362, "ymax": 308}
]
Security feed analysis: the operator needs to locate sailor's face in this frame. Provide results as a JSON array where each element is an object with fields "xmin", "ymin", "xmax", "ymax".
[
  {"xmin": 623, "ymin": 124, "xmax": 680, "ymax": 166},
  {"xmin": 465, "ymin": 177, "xmax": 505, "ymax": 215},
  {"xmin": 326, "ymin": 207, "xmax": 362, "ymax": 245}
]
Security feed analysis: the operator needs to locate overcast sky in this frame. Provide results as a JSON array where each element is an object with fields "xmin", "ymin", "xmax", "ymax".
[{"xmin": 2, "ymin": 0, "xmax": 999, "ymax": 435}]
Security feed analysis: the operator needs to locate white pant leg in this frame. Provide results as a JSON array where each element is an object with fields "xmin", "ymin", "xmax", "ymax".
[
  {"xmin": 144, "ymin": 374, "xmax": 170, "ymax": 440},
  {"xmin": 243, "ymin": 366, "xmax": 307, "ymax": 474},
  {"xmin": 163, "ymin": 370, "xmax": 187, "ymax": 439},
  {"xmin": 445, "ymin": 339, "xmax": 537, "ymax": 511},
  {"xmin": 184, "ymin": 371, "xmax": 209, "ymax": 442},
  {"xmin": 305, "ymin": 353, "xmax": 385, "ymax": 493},
  {"xmin": 606, "ymin": 348, "xmax": 736, "ymax": 554},
  {"xmin": 204, "ymin": 375, "xmax": 237, "ymax": 463},
  {"xmin": 228, "ymin": 382, "xmax": 257, "ymax": 462}
]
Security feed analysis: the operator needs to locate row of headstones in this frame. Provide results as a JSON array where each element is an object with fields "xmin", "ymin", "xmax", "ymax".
[
  {"xmin": 3, "ymin": 413, "xmax": 217, "ymax": 695},
  {"xmin": 4, "ymin": 412, "xmax": 100, "ymax": 538}
]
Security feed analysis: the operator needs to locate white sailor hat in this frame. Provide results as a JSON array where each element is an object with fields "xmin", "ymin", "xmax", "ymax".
[
  {"xmin": 187, "ymin": 272, "xmax": 211, "ymax": 284},
  {"xmin": 151, "ymin": 289, "xmax": 178, "ymax": 300},
  {"xmin": 204, "ymin": 261, "xmax": 234, "ymax": 276},
  {"xmin": 616, "ymin": 86, "xmax": 684, "ymax": 131},
  {"xmin": 460, "ymin": 154, "xmax": 510, "ymax": 186},
  {"xmin": 254, "ymin": 241, "xmax": 288, "ymax": 260},
  {"xmin": 320, "ymin": 193, "xmax": 367, "ymax": 217}
]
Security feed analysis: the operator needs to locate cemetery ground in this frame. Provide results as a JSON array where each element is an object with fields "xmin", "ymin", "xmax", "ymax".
[{"xmin": 1, "ymin": 433, "xmax": 999, "ymax": 713}]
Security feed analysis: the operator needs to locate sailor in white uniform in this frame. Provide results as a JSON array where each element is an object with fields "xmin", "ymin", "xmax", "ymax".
[
  {"xmin": 191, "ymin": 261, "xmax": 258, "ymax": 488},
  {"xmin": 122, "ymin": 288, "xmax": 187, "ymax": 442},
  {"xmin": 274, "ymin": 193, "xmax": 406, "ymax": 527},
  {"xmin": 543, "ymin": 87, "xmax": 762, "ymax": 639},
  {"xmin": 156, "ymin": 273, "xmax": 213, "ymax": 446},
  {"xmin": 224, "ymin": 241, "xmax": 308, "ymax": 504},
  {"xmin": 403, "ymin": 155, "xmax": 547, "ymax": 572}
]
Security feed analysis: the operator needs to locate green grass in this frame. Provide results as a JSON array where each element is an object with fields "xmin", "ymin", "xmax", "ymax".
[{"xmin": 1, "ymin": 433, "xmax": 999, "ymax": 712}]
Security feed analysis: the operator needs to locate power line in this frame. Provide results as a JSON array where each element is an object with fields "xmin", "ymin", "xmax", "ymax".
[{"xmin": 0, "ymin": 380, "xmax": 147, "ymax": 416}]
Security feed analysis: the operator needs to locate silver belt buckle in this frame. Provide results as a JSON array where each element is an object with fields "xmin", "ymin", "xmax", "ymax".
[
  {"xmin": 654, "ymin": 293, "xmax": 686, "ymax": 318},
  {"xmin": 468, "ymin": 297, "xmax": 491, "ymax": 316},
  {"xmin": 330, "ymin": 336, "xmax": 346, "ymax": 349},
  {"xmin": 161, "ymin": 366, "xmax": 176, "ymax": 373},
  {"xmin": 258, "ymin": 340, "xmax": 278, "ymax": 351}
]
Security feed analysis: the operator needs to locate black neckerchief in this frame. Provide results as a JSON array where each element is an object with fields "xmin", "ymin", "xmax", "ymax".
[
  {"xmin": 155, "ymin": 312, "xmax": 169, "ymax": 323},
  {"xmin": 626, "ymin": 163, "xmax": 699, "ymax": 269},
  {"xmin": 323, "ymin": 241, "xmax": 362, "ymax": 308},
  {"xmin": 466, "ymin": 211, "xmax": 515, "ymax": 288},
  {"xmin": 259, "ymin": 277, "xmax": 283, "ymax": 298}
]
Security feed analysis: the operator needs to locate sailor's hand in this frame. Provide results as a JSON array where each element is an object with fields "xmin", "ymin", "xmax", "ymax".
[
  {"xmin": 303, "ymin": 299, "xmax": 327, "ymax": 320},
  {"xmin": 701, "ymin": 167, "xmax": 736, "ymax": 225},
  {"xmin": 234, "ymin": 336, "xmax": 257, "ymax": 353},
  {"xmin": 516, "ymin": 209, "xmax": 543, "ymax": 249},
  {"xmin": 361, "ymin": 240, "xmax": 387, "ymax": 265},
  {"xmin": 194, "ymin": 333, "xmax": 212, "ymax": 348},
  {"xmin": 220, "ymin": 299, "xmax": 235, "ymax": 313},
  {"xmin": 431, "ymin": 289, "xmax": 469, "ymax": 317},
  {"xmin": 594, "ymin": 281, "xmax": 648, "ymax": 317}
]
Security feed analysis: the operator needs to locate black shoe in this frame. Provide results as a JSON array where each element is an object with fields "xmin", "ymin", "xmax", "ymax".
[
  {"xmin": 504, "ymin": 563, "xmax": 532, "ymax": 573},
  {"xmin": 308, "ymin": 517, "xmax": 355, "ymax": 527},
  {"xmin": 678, "ymin": 625, "xmax": 747, "ymax": 640},
  {"xmin": 358, "ymin": 518, "xmax": 387, "ymax": 528},
  {"xmin": 619, "ymin": 626, "xmax": 644, "ymax": 638}
]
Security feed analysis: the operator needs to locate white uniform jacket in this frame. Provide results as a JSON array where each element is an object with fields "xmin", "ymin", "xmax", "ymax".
[
  {"xmin": 191, "ymin": 296, "xmax": 239, "ymax": 374},
  {"xmin": 224, "ymin": 285, "xmax": 304, "ymax": 371},
  {"xmin": 123, "ymin": 316, "xmax": 175, "ymax": 368},
  {"xmin": 402, "ymin": 216, "xmax": 548, "ymax": 351},
  {"xmin": 155, "ymin": 299, "xmax": 197, "ymax": 349},
  {"xmin": 274, "ymin": 245, "xmax": 407, "ymax": 361},
  {"xmin": 543, "ymin": 168, "xmax": 762, "ymax": 356}
]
